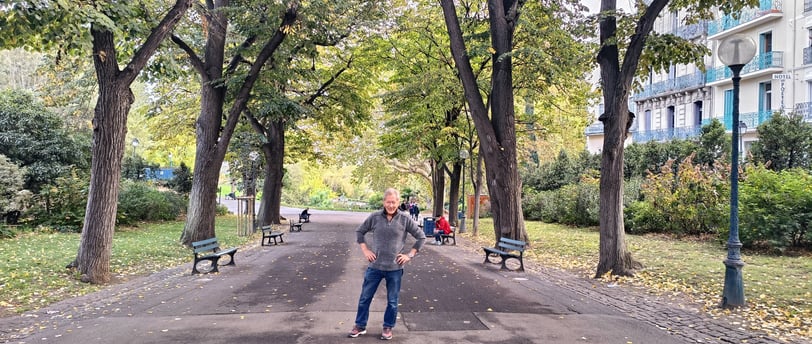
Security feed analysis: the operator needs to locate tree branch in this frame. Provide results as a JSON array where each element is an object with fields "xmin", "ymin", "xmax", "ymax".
[
  {"xmin": 119, "ymin": 0, "xmax": 194, "ymax": 84},
  {"xmin": 171, "ymin": 34, "xmax": 205, "ymax": 76},
  {"xmin": 304, "ymin": 55, "xmax": 353, "ymax": 106},
  {"xmin": 226, "ymin": 35, "xmax": 258, "ymax": 75}
]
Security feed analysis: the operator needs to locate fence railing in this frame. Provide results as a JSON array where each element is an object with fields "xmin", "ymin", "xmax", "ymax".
[{"xmin": 706, "ymin": 51, "xmax": 784, "ymax": 83}]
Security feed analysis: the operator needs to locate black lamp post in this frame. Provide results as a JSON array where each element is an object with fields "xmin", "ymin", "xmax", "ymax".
[
  {"xmin": 459, "ymin": 149, "xmax": 469, "ymax": 233},
  {"xmin": 717, "ymin": 34, "xmax": 756, "ymax": 308}
]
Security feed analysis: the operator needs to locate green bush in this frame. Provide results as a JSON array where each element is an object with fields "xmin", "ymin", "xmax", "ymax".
[
  {"xmin": 27, "ymin": 168, "xmax": 89, "ymax": 232},
  {"xmin": 523, "ymin": 176, "xmax": 599, "ymax": 226},
  {"xmin": 739, "ymin": 167, "xmax": 812, "ymax": 251},
  {"xmin": 216, "ymin": 203, "xmax": 230, "ymax": 216},
  {"xmin": 117, "ymin": 180, "xmax": 186, "ymax": 225},
  {"xmin": 523, "ymin": 150, "xmax": 600, "ymax": 192},
  {"xmin": 628, "ymin": 155, "xmax": 728, "ymax": 236},
  {"xmin": 524, "ymin": 174, "xmax": 642, "ymax": 228}
]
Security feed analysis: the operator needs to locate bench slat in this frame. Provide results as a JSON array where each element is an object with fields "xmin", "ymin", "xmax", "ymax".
[
  {"xmin": 499, "ymin": 238, "xmax": 526, "ymax": 246},
  {"xmin": 192, "ymin": 237, "xmax": 218, "ymax": 247},
  {"xmin": 498, "ymin": 242, "xmax": 525, "ymax": 252},
  {"xmin": 194, "ymin": 243, "xmax": 220, "ymax": 254}
]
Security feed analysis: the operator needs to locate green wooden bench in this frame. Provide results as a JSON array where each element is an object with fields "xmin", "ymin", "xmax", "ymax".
[
  {"xmin": 289, "ymin": 219, "xmax": 303, "ymax": 232},
  {"xmin": 482, "ymin": 237, "xmax": 526, "ymax": 272},
  {"xmin": 261, "ymin": 225, "xmax": 285, "ymax": 245},
  {"xmin": 191, "ymin": 237, "xmax": 237, "ymax": 274}
]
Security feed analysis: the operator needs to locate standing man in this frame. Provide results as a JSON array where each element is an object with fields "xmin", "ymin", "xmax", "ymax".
[{"xmin": 348, "ymin": 188, "xmax": 426, "ymax": 340}]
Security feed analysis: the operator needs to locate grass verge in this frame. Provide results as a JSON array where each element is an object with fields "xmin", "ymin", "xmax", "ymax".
[
  {"xmin": 466, "ymin": 219, "xmax": 811, "ymax": 342},
  {"xmin": 0, "ymin": 216, "xmax": 255, "ymax": 317}
]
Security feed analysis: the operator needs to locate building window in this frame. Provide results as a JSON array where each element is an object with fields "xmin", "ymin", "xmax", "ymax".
[
  {"xmin": 760, "ymin": 31, "xmax": 772, "ymax": 53},
  {"xmin": 694, "ymin": 101, "xmax": 703, "ymax": 126},
  {"xmin": 759, "ymin": 82, "xmax": 772, "ymax": 112},
  {"xmin": 666, "ymin": 106, "xmax": 675, "ymax": 129},
  {"xmin": 808, "ymin": 28, "xmax": 812, "ymax": 47},
  {"xmin": 644, "ymin": 110, "xmax": 651, "ymax": 131}
]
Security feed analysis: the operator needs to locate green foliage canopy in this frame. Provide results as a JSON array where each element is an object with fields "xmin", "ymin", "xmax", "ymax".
[{"xmin": 0, "ymin": 89, "xmax": 89, "ymax": 192}]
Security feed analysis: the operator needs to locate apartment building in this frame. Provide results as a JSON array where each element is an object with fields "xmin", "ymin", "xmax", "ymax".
[{"xmin": 586, "ymin": 0, "xmax": 806, "ymax": 155}]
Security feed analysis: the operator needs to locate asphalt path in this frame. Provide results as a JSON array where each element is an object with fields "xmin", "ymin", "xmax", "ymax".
[{"xmin": 1, "ymin": 208, "xmax": 704, "ymax": 344}]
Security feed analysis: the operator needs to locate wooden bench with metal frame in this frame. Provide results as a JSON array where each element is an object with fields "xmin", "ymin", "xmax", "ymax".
[
  {"xmin": 482, "ymin": 237, "xmax": 526, "ymax": 272},
  {"xmin": 261, "ymin": 225, "xmax": 285, "ymax": 245},
  {"xmin": 191, "ymin": 237, "xmax": 237, "ymax": 274}
]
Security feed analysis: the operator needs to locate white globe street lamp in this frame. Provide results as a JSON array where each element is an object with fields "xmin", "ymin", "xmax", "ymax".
[{"xmin": 717, "ymin": 34, "xmax": 756, "ymax": 308}]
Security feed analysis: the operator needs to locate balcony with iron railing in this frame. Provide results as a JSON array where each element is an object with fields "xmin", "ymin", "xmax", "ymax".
[
  {"xmin": 585, "ymin": 122, "xmax": 604, "ymax": 136},
  {"xmin": 804, "ymin": 47, "xmax": 812, "ymax": 65},
  {"xmin": 633, "ymin": 71, "xmax": 706, "ymax": 100},
  {"xmin": 707, "ymin": 0, "xmax": 782, "ymax": 37},
  {"xmin": 707, "ymin": 110, "xmax": 773, "ymax": 130},
  {"xmin": 674, "ymin": 22, "xmax": 705, "ymax": 40},
  {"xmin": 705, "ymin": 51, "xmax": 784, "ymax": 84},
  {"xmin": 794, "ymin": 102, "xmax": 812, "ymax": 121},
  {"xmin": 632, "ymin": 126, "xmax": 703, "ymax": 143}
]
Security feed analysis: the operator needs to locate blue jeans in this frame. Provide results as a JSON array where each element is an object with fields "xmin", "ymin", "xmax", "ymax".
[{"xmin": 354, "ymin": 267, "xmax": 403, "ymax": 329}]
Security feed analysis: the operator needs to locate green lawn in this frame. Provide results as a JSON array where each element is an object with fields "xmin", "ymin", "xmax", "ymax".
[
  {"xmin": 0, "ymin": 216, "xmax": 254, "ymax": 317},
  {"xmin": 468, "ymin": 219, "xmax": 812, "ymax": 341}
]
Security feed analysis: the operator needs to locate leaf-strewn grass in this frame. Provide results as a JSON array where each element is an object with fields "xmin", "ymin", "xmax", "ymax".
[
  {"xmin": 467, "ymin": 219, "xmax": 812, "ymax": 342},
  {"xmin": 0, "ymin": 216, "xmax": 253, "ymax": 317}
]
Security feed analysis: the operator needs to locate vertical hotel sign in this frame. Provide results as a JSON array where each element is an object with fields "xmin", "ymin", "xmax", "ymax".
[{"xmin": 772, "ymin": 73, "xmax": 791, "ymax": 111}]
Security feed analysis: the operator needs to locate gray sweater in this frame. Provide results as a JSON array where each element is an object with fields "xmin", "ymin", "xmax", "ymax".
[{"xmin": 356, "ymin": 209, "xmax": 426, "ymax": 271}]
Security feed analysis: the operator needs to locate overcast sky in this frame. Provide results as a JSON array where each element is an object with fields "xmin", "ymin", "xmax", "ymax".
[{"xmin": 581, "ymin": 0, "xmax": 633, "ymax": 13}]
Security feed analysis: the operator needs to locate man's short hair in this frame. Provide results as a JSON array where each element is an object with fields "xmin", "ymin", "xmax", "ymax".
[{"xmin": 384, "ymin": 188, "xmax": 400, "ymax": 200}]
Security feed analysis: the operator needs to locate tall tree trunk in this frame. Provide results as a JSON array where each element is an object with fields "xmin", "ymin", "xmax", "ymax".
[
  {"xmin": 431, "ymin": 159, "xmax": 445, "ymax": 217},
  {"xmin": 472, "ymin": 153, "xmax": 483, "ymax": 235},
  {"xmin": 179, "ymin": 2, "xmax": 298, "ymax": 246},
  {"xmin": 448, "ymin": 162, "xmax": 462, "ymax": 226},
  {"xmin": 257, "ymin": 120, "xmax": 285, "ymax": 226},
  {"xmin": 73, "ymin": 0, "xmax": 193, "ymax": 284},
  {"xmin": 76, "ymin": 29, "xmax": 132, "ymax": 284},
  {"xmin": 180, "ymin": 0, "xmax": 229, "ymax": 245},
  {"xmin": 595, "ymin": 0, "xmax": 666, "ymax": 277},
  {"xmin": 440, "ymin": 0, "xmax": 526, "ymax": 245}
]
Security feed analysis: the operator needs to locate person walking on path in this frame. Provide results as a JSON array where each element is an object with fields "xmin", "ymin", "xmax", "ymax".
[{"xmin": 348, "ymin": 188, "xmax": 426, "ymax": 340}]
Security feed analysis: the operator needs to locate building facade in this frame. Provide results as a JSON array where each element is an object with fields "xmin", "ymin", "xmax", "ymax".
[{"xmin": 586, "ymin": 0, "xmax": 807, "ymax": 155}]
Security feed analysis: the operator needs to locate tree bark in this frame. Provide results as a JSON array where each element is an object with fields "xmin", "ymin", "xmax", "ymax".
[
  {"xmin": 257, "ymin": 119, "xmax": 285, "ymax": 226},
  {"xmin": 595, "ymin": 0, "xmax": 667, "ymax": 277},
  {"xmin": 180, "ymin": 0, "xmax": 229, "ymax": 245},
  {"xmin": 180, "ymin": 2, "xmax": 298, "ymax": 246},
  {"xmin": 472, "ymin": 153, "xmax": 483, "ymax": 235},
  {"xmin": 431, "ymin": 159, "xmax": 446, "ymax": 217},
  {"xmin": 440, "ymin": 0, "xmax": 527, "ymax": 245},
  {"xmin": 73, "ymin": 0, "xmax": 193, "ymax": 284},
  {"xmin": 448, "ymin": 162, "xmax": 462, "ymax": 226}
]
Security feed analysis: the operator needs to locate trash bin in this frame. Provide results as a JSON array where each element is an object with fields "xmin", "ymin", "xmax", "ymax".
[{"xmin": 422, "ymin": 217, "xmax": 435, "ymax": 236}]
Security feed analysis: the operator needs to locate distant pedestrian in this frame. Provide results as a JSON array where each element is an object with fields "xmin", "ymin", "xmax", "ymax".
[
  {"xmin": 348, "ymin": 188, "xmax": 426, "ymax": 340},
  {"xmin": 409, "ymin": 202, "xmax": 420, "ymax": 221}
]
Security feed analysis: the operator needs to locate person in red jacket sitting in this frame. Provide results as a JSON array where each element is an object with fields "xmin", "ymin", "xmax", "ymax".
[{"xmin": 432, "ymin": 210, "xmax": 452, "ymax": 245}]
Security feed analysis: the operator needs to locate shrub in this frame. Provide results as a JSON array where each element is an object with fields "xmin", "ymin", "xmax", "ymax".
[
  {"xmin": 27, "ymin": 168, "xmax": 89, "ymax": 232},
  {"xmin": 0, "ymin": 154, "xmax": 26, "ymax": 217},
  {"xmin": 216, "ymin": 203, "xmax": 230, "ymax": 216},
  {"xmin": 523, "ymin": 176, "xmax": 599, "ymax": 226},
  {"xmin": 629, "ymin": 155, "xmax": 728, "ymax": 236},
  {"xmin": 738, "ymin": 166, "xmax": 812, "ymax": 251},
  {"xmin": 117, "ymin": 180, "xmax": 186, "ymax": 225}
]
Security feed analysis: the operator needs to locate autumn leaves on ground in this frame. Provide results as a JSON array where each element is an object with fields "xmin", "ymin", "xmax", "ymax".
[{"xmin": 1, "ymin": 216, "xmax": 809, "ymax": 341}]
